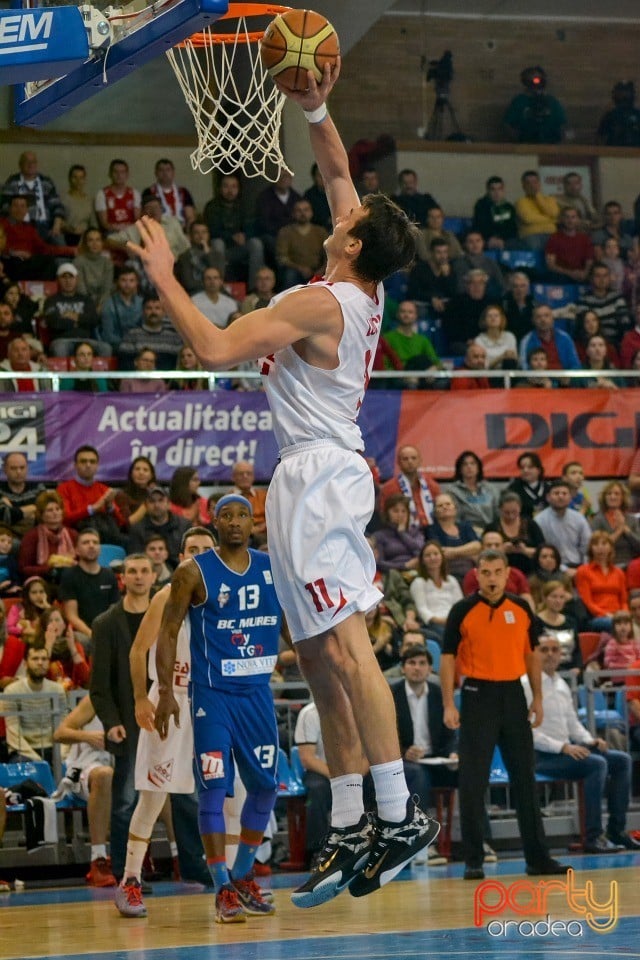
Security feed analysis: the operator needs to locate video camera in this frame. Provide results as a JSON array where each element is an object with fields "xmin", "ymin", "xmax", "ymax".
[
  {"xmin": 520, "ymin": 65, "xmax": 547, "ymax": 95},
  {"xmin": 426, "ymin": 50, "xmax": 453, "ymax": 98}
]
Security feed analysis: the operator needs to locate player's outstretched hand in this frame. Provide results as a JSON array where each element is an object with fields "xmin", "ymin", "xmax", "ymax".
[
  {"xmin": 154, "ymin": 690, "xmax": 181, "ymax": 740},
  {"xmin": 127, "ymin": 216, "xmax": 175, "ymax": 290},
  {"xmin": 275, "ymin": 57, "xmax": 340, "ymax": 111}
]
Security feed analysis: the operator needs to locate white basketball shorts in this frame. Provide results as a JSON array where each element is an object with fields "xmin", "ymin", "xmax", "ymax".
[
  {"xmin": 266, "ymin": 440, "xmax": 382, "ymax": 643},
  {"xmin": 134, "ymin": 683, "xmax": 194, "ymax": 793}
]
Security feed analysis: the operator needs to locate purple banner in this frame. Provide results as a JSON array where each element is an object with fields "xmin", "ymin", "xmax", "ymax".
[{"xmin": 0, "ymin": 390, "xmax": 402, "ymax": 484}]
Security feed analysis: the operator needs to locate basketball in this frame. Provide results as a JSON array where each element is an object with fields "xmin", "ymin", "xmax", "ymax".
[{"xmin": 260, "ymin": 9, "xmax": 339, "ymax": 91}]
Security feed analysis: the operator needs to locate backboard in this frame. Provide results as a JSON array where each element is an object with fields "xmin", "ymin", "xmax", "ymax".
[{"xmin": 11, "ymin": 0, "xmax": 229, "ymax": 127}]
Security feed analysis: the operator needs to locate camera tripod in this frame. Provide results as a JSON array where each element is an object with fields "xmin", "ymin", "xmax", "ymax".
[{"xmin": 426, "ymin": 93, "xmax": 462, "ymax": 140}]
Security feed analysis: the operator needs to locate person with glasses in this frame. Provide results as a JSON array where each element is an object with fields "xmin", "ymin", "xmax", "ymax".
[{"xmin": 522, "ymin": 637, "xmax": 640, "ymax": 853}]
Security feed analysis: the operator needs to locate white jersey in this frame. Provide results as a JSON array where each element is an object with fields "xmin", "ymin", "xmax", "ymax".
[
  {"xmin": 66, "ymin": 715, "xmax": 111, "ymax": 774},
  {"xmin": 136, "ymin": 619, "xmax": 193, "ymax": 793},
  {"xmin": 148, "ymin": 619, "xmax": 190, "ymax": 693},
  {"xmin": 260, "ymin": 278, "xmax": 384, "ymax": 451}
]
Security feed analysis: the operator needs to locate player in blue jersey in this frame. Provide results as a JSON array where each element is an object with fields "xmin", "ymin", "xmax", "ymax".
[{"xmin": 154, "ymin": 494, "xmax": 282, "ymax": 924}]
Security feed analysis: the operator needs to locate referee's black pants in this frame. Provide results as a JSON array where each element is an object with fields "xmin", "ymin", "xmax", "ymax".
[{"xmin": 458, "ymin": 678, "xmax": 549, "ymax": 869}]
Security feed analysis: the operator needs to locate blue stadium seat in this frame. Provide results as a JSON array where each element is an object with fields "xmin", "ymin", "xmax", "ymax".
[
  {"xmin": 383, "ymin": 270, "xmax": 408, "ymax": 303},
  {"xmin": 276, "ymin": 748, "xmax": 306, "ymax": 798},
  {"xmin": 275, "ymin": 748, "xmax": 306, "ymax": 871},
  {"xmin": 425, "ymin": 639, "xmax": 441, "ymax": 673},
  {"xmin": 488, "ymin": 746, "xmax": 509, "ymax": 784},
  {"xmin": 289, "ymin": 745, "xmax": 306, "ymax": 788},
  {"xmin": 576, "ymin": 687, "xmax": 625, "ymax": 731},
  {"xmin": 532, "ymin": 282, "xmax": 580, "ymax": 309},
  {"xmin": 499, "ymin": 249, "xmax": 544, "ymax": 273},
  {"xmin": 0, "ymin": 761, "xmax": 56, "ymax": 812},
  {"xmin": 98, "ymin": 544, "xmax": 126, "ymax": 568},
  {"xmin": 444, "ymin": 216, "xmax": 472, "ymax": 237}
]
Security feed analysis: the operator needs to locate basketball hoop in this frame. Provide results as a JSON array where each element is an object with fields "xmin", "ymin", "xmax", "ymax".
[{"xmin": 167, "ymin": 3, "xmax": 292, "ymax": 181}]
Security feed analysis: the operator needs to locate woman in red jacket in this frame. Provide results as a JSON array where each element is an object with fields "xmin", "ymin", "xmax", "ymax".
[
  {"xmin": 575, "ymin": 531, "xmax": 628, "ymax": 632},
  {"xmin": 17, "ymin": 491, "xmax": 77, "ymax": 585}
]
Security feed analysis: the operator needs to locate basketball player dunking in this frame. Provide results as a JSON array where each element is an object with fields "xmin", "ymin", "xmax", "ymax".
[{"xmin": 129, "ymin": 60, "xmax": 440, "ymax": 907}]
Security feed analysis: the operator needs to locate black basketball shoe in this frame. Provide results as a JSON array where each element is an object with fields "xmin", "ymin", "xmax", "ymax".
[
  {"xmin": 290, "ymin": 814, "xmax": 372, "ymax": 909},
  {"xmin": 349, "ymin": 797, "xmax": 440, "ymax": 898}
]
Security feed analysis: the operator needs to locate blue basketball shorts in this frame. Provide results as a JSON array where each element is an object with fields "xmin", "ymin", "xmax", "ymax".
[{"xmin": 190, "ymin": 681, "xmax": 278, "ymax": 796}]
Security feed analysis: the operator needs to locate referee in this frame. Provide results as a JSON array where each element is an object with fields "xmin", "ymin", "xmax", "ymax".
[{"xmin": 440, "ymin": 548, "xmax": 568, "ymax": 879}]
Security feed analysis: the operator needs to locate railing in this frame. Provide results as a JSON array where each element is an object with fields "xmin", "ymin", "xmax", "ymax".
[
  {"xmin": 0, "ymin": 368, "xmax": 639, "ymax": 390},
  {"xmin": 582, "ymin": 669, "xmax": 640, "ymax": 745},
  {"xmin": 0, "ymin": 691, "xmax": 67, "ymax": 781}
]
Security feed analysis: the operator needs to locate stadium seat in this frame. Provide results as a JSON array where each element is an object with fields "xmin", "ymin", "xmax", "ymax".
[
  {"xmin": 0, "ymin": 760, "xmax": 56, "ymax": 812},
  {"xmin": 576, "ymin": 687, "xmax": 625, "ymax": 731},
  {"xmin": 532, "ymin": 282, "xmax": 579, "ymax": 309},
  {"xmin": 425, "ymin": 639, "xmax": 441, "ymax": 673},
  {"xmin": 488, "ymin": 746, "xmax": 509, "ymax": 784},
  {"xmin": 383, "ymin": 270, "xmax": 409, "ymax": 303},
  {"xmin": 98, "ymin": 544, "xmax": 126, "ymax": 568},
  {"xmin": 18, "ymin": 280, "xmax": 57, "ymax": 300},
  {"xmin": 499, "ymin": 249, "xmax": 544, "ymax": 273},
  {"xmin": 444, "ymin": 216, "xmax": 472, "ymax": 237},
  {"xmin": 432, "ymin": 786, "xmax": 455, "ymax": 857},
  {"xmin": 35, "ymin": 316, "xmax": 51, "ymax": 348},
  {"xmin": 225, "ymin": 281, "xmax": 247, "ymax": 303},
  {"xmin": 578, "ymin": 632, "xmax": 601, "ymax": 664},
  {"xmin": 276, "ymin": 748, "xmax": 306, "ymax": 871},
  {"xmin": 45, "ymin": 357, "xmax": 69, "ymax": 372},
  {"xmin": 289, "ymin": 745, "xmax": 306, "ymax": 789}
]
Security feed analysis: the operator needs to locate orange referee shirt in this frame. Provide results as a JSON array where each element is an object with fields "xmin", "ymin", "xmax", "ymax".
[{"xmin": 443, "ymin": 592, "xmax": 539, "ymax": 681}]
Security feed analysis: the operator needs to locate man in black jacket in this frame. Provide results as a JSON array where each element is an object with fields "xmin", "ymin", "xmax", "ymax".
[
  {"xmin": 391, "ymin": 644, "xmax": 458, "ymax": 809},
  {"xmin": 90, "ymin": 552, "xmax": 210, "ymax": 884},
  {"xmin": 90, "ymin": 555, "xmax": 154, "ymax": 880}
]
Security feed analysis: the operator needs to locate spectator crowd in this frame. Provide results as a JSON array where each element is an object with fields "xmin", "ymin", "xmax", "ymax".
[
  {"xmin": 2, "ymin": 150, "xmax": 640, "ymax": 885},
  {"xmin": 3, "ymin": 152, "xmax": 640, "ymax": 390}
]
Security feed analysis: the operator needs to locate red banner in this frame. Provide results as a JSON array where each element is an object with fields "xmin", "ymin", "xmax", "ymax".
[{"xmin": 397, "ymin": 388, "xmax": 640, "ymax": 479}]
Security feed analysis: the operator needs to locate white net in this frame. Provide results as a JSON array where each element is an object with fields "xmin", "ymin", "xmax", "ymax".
[{"xmin": 167, "ymin": 14, "xmax": 291, "ymax": 181}]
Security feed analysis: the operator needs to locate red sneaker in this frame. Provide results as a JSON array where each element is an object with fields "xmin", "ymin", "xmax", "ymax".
[
  {"xmin": 86, "ymin": 857, "xmax": 117, "ymax": 888},
  {"xmin": 215, "ymin": 884, "xmax": 246, "ymax": 923}
]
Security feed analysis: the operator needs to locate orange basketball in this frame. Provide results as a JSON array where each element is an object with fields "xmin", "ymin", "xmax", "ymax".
[{"xmin": 260, "ymin": 8, "xmax": 339, "ymax": 91}]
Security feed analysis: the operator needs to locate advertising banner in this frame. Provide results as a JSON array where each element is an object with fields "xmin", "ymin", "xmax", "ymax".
[{"xmin": 0, "ymin": 388, "xmax": 635, "ymax": 483}]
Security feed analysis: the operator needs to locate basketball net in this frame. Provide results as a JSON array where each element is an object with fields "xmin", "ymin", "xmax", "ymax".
[{"xmin": 167, "ymin": 4, "xmax": 293, "ymax": 181}]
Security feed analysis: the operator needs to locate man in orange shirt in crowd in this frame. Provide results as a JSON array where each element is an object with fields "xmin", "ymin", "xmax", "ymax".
[{"xmin": 440, "ymin": 548, "xmax": 567, "ymax": 880}]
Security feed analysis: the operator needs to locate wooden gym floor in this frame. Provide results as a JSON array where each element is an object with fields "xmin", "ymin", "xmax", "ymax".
[{"xmin": 1, "ymin": 852, "xmax": 638, "ymax": 960}]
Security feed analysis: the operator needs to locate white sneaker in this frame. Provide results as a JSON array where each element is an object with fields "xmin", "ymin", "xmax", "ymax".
[
  {"xmin": 483, "ymin": 843, "xmax": 497, "ymax": 863},
  {"xmin": 427, "ymin": 845, "xmax": 448, "ymax": 866}
]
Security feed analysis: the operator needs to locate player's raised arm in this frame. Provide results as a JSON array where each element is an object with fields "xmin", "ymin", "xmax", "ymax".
[
  {"xmin": 127, "ymin": 219, "xmax": 340, "ymax": 370},
  {"xmin": 276, "ymin": 59, "xmax": 359, "ymax": 225}
]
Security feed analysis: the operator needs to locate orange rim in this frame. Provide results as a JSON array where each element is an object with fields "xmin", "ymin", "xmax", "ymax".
[{"xmin": 184, "ymin": 2, "xmax": 290, "ymax": 47}]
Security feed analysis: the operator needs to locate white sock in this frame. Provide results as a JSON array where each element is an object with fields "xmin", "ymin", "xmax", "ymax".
[
  {"xmin": 91, "ymin": 844, "xmax": 107, "ymax": 861},
  {"xmin": 169, "ymin": 841, "xmax": 178, "ymax": 858},
  {"xmin": 330, "ymin": 773, "xmax": 364, "ymax": 828},
  {"xmin": 370, "ymin": 760, "xmax": 410, "ymax": 823}
]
